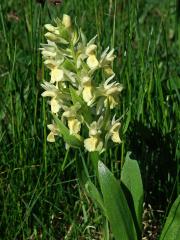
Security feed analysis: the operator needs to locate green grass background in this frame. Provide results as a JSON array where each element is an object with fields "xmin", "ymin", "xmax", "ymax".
[{"xmin": 0, "ymin": 0, "xmax": 179, "ymax": 239}]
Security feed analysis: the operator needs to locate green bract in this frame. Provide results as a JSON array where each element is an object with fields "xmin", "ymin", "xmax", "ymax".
[{"xmin": 40, "ymin": 14, "xmax": 123, "ymax": 152}]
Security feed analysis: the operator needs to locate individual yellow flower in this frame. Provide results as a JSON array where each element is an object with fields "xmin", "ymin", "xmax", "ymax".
[
  {"xmin": 47, "ymin": 123, "xmax": 59, "ymax": 142},
  {"xmin": 40, "ymin": 40, "xmax": 57, "ymax": 58},
  {"xmin": 41, "ymin": 81, "xmax": 59, "ymax": 98},
  {"xmin": 105, "ymin": 116, "xmax": 121, "ymax": 144},
  {"xmin": 50, "ymin": 68, "xmax": 64, "ymax": 83},
  {"xmin": 84, "ymin": 136, "xmax": 103, "ymax": 152},
  {"xmin": 40, "ymin": 41, "xmax": 65, "ymax": 70},
  {"xmin": 84, "ymin": 117, "xmax": 104, "ymax": 152},
  {"xmin": 110, "ymin": 122, "xmax": 121, "ymax": 143},
  {"xmin": 81, "ymin": 76, "xmax": 95, "ymax": 104},
  {"xmin": 100, "ymin": 47, "xmax": 115, "ymax": 66},
  {"xmin": 41, "ymin": 82, "xmax": 69, "ymax": 113},
  {"xmin": 50, "ymin": 98, "xmax": 61, "ymax": 113},
  {"xmin": 87, "ymin": 55, "xmax": 99, "ymax": 69},
  {"xmin": 103, "ymin": 75, "xmax": 123, "ymax": 95},
  {"xmin": 85, "ymin": 43, "xmax": 99, "ymax": 70},
  {"xmin": 76, "ymin": 36, "xmax": 98, "ymax": 69},
  {"xmin": 97, "ymin": 74, "xmax": 123, "ymax": 109},
  {"xmin": 85, "ymin": 44, "xmax": 97, "ymax": 55},
  {"xmin": 104, "ymin": 95, "xmax": 118, "ymax": 109},
  {"xmin": 62, "ymin": 103, "xmax": 82, "ymax": 135},
  {"xmin": 88, "ymin": 119, "xmax": 103, "ymax": 136},
  {"xmin": 68, "ymin": 117, "xmax": 81, "ymax": 135}
]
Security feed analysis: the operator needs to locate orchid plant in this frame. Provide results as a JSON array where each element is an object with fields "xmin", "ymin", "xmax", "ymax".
[
  {"xmin": 40, "ymin": 14, "xmax": 123, "ymax": 153},
  {"xmin": 40, "ymin": 15, "xmax": 180, "ymax": 240}
]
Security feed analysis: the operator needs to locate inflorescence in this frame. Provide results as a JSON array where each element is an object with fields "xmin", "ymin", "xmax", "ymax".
[{"xmin": 40, "ymin": 14, "xmax": 123, "ymax": 153}]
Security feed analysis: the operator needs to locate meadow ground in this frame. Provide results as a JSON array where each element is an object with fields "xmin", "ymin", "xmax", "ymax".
[{"xmin": 0, "ymin": 0, "xmax": 179, "ymax": 239}]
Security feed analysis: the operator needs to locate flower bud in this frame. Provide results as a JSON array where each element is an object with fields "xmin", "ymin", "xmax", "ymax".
[
  {"xmin": 62, "ymin": 14, "xmax": 71, "ymax": 28},
  {"xmin": 42, "ymin": 50, "xmax": 56, "ymax": 58},
  {"xmin": 44, "ymin": 24, "xmax": 57, "ymax": 33},
  {"xmin": 45, "ymin": 32, "xmax": 59, "ymax": 42}
]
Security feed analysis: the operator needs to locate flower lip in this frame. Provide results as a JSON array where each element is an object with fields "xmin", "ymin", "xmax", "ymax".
[
  {"xmin": 87, "ymin": 55, "xmax": 99, "ymax": 69},
  {"xmin": 47, "ymin": 123, "xmax": 59, "ymax": 142},
  {"xmin": 50, "ymin": 68, "xmax": 64, "ymax": 83},
  {"xmin": 107, "ymin": 115, "xmax": 121, "ymax": 143},
  {"xmin": 84, "ymin": 136, "xmax": 103, "ymax": 152},
  {"xmin": 68, "ymin": 117, "xmax": 81, "ymax": 135},
  {"xmin": 51, "ymin": 98, "xmax": 61, "ymax": 113}
]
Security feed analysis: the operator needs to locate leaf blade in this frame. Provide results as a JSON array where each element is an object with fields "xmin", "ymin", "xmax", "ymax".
[
  {"xmin": 121, "ymin": 152, "xmax": 144, "ymax": 234},
  {"xmin": 160, "ymin": 195, "xmax": 180, "ymax": 240},
  {"xmin": 98, "ymin": 161, "xmax": 137, "ymax": 240}
]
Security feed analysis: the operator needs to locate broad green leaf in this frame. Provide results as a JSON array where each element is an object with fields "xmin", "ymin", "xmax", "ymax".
[
  {"xmin": 160, "ymin": 195, "xmax": 180, "ymax": 240},
  {"xmin": 85, "ymin": 180, "xmax": 106, "ymax": 214},
  {"xmin": 98, "ymin": 161, "xmax": 137, "ymax": 240},
  {"xmin": 121, "ymin": 152, "xmax": 144, "ymax": 236},
  {"xmin": 102, "ymin": 218, "xmax": 110, "ymax": 240},
  {"xmin": 53, "ymin": 114, "xmax": 83, "ymax": 148}
]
